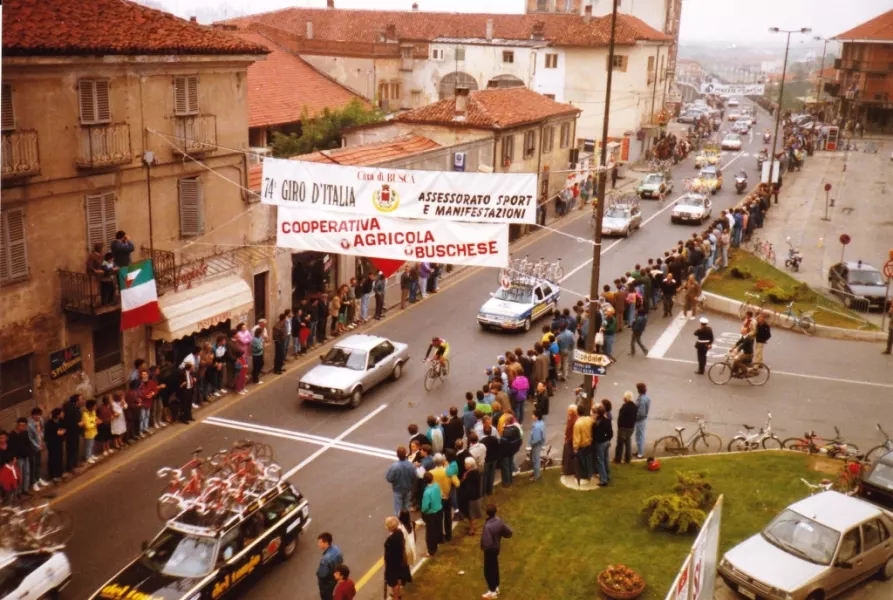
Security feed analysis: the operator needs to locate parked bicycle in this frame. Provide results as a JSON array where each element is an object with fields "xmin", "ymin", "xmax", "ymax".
[
  {"xmin": 778, "ymin": 302, "xmax": 817, "ymax": 335},
  {"xmin": 708, "ymin": 353, "xmax": 771, "ymax": 386},
  {"xmin": 744, "ymin": 237, "xmax": 776, "ymax": 264},
  {"xmin": 783, "ymin": 427, "xmax": 860, "ymax": 458},
  {"xmin": 727, "ymin": 413, "xmax": 782, "ymax": 451},
  {"xmin": 652, "ymin": 419, "xmax": 723, "ymax": 456},
  {"xmin": 423, "ymin": 357, "xmax": 450, "ymax": 392},
  {"xmin": 0, "ymin": 500, "xmax": 73, "ymax": 550},
  {"xmin": 738, "ymin": 291, "xmax": 777, "ymax": 325},
  {"xmin": 865, "ymin": 423, "xmax": 893, "ymax": 464}
]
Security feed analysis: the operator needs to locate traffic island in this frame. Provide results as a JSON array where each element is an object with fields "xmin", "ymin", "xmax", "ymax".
[{"xmin": 401, "ymin": 451, "xmax": 842, "ymax": 600}]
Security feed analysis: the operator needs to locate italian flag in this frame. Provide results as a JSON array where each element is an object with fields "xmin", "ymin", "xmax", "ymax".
[{"xmin": 118, "ymin": 260, "xmax": 161, "ymax": 330}]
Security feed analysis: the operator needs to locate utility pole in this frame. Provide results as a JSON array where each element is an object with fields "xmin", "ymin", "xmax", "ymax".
[
  {"xmin": 813, "ymin": 37, "xmax": 831, "ymax": 109},
  {"xmin": 767, "ymin": 27, "xmax": 811, "ymax": 204},
  {"xmin": 583, "ymin": 0, "xmax": 619, "ymax": 401}
]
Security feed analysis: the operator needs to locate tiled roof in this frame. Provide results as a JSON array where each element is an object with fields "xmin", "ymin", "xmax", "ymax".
[
  {"xmin": 833, "ymin": 8, "xmax": 893, "ymax": 42},
  {"xmin": 2, "ymin": 0, "xmax": 268, "ymax": 56},
  {"xmin": 290, "ymin": 134, "xmax": 441, "ymax": 165},
  {"xmin": 236, "ymin": 32, "xmax": 368, "ymax": 128},
  {"xmin": 225, "ymin": 8, "xmax": 669, "ymax": 47},
  {"xmin": 394, "ymin": 88, "xmax": 580, "ymax": 130}
]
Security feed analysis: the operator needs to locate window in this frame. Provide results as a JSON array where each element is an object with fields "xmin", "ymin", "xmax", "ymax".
[
  {"xmin": 401, "ymin": 46, "xmax": 413, "ymax": 59},
  {"xmin": 455, "ymin": 47, "xmax": 466, "ymax": 62},
  {"xmin": 78, "ymin": 80, "xmax": 111, "ymax": 125},
  {"xmin": 523, "ymin": 130, "xmax": 536, "ymax": 159},
  {"xmin": 390, "ymin": 82, "xmax": 401, "ymax": 103},
  {"xmin": 85, "ymin": 192, "xmax": 117, "ymax": 252},
  {"xmin": 607, "ymin": 54, "xmax": 628, "ymax": 72},
  {"xmin": 371, "ymin": 342, "xmax": 395, "ymax": 366},
  {"xmin": 0, "ymin": 354, "xmax": 32, "ymax": 410},
  {"xmin": 863, "ymin": 519, "xmax": 888, "ymax": 550},
  {"xmin": 660, "ymin": 55, "xmax": 666, "ymax": 81},
  {"xmin": 2, "ymin": 83, "xmax": 15, "ymax": 131},
  {"xmin": 534, "ymin": 287, "xmax": 544, "ymax": 301},
  {"xmin": 503, "ymin": 51, "xmax": 514, "ymax": 64},
  {"xmin": 411, "ymin": 90, "xmax": 422, "ymax": 107},
  {"xmin": 0, "ymin": 207, "xmax": 29, "ymax": 284},
  {"xmin": 541, "ymin": 283, "xmax": 553, "ymax": 296},
  {"xmin": 543, "ymin": 93, "xmax": 556, "ymax": 100},
  {"xmin": 545, "ymin": 53, "xmax": 559, "ymax": 69},
  {"xmin": 93, "ymin": 313, "xmax": 122, "ymax": 373},
  {"xmin": 647, "ymin": 56, "xmax": 655, "ymax": 84},
  {"xmin": 431, "ymin": 48, "xmax": 445, "ymax": 61},
  {"xmin": 536, "ymin": 0, "xmax": 547, "ymax": 10},
  {"xmin": 178, "ymin": 177, "xmax": 204, "ymax": 237},
  {"xmin": 837, "ymin": 528, "xmax": 861, "ymax": 563},
  {"xmin": 501, "ymin": 135, "xmax": 515, "ymax": 165},
  {"xmin": 174, "ymin": 75, "xmax": 199, "ymax": 116},
  {"xmin": 559, "ymin": 122, "xmax": 571, "ymax": 148},
  {"xmin": 543, "ymin": 126, "xmax": 555, "ymax": 153}
]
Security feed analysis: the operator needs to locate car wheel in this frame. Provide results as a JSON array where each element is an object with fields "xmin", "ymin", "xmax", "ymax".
[
  {"xmin": 280, "ymin": 535, "xmax": 298, "ymax": 561},
  {"xmin": 349, "ymin": 388, "xmax": 362, "ymax": 409},
  {"xmin": 882, "ymin": 556, "xmax": 893, "ymax": 580},
  {"xmin": 522, "ymin": 318, "xmax": 531, "ymax": 332},
  {"xmin": 805, "ymin": 592, "xmax": 824, "ymax": 600},
  {"xmin": 391, "ymin": 361, "xmax": 403, "ymax": 381}
]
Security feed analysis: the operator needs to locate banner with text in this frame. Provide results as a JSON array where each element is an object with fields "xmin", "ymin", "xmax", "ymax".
[
  {"xmin": 699, "ymin": 83, "xmax": 765, "ymax": 95},
  {"xmin": 261, "ymin": 157, "xmax": 537, "ymax": 224},
  {"xmin": 277, "ymin": 207, "xmax": 509, "ymax": 267}
]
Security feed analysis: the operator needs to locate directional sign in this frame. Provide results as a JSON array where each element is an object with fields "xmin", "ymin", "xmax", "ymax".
[
  {"xmin": 572, "ymin": 349, "xmax": 610, "ymax": 376},
  {"xmin": 884, "ymin": 260, "xmax": 893, "ymax": 279}
]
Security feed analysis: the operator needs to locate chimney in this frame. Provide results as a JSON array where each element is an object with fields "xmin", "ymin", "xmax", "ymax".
[
  {"xmin": 486, "ymin": 19, "xmax": 494, "ymax": 41},
  {"xmin": 454, "ymin": 86, "xmax": 470, "ymax": 118},
  {"xmin": 386, "ymin": 23, "xmax": 397, "ymax": 40},
  {"xmin": 327, "ymin": 0, "xmax": 335, "ymax": 7},
  {"xmin": 583, "ymin": 5, "xmax": 592, "ymax": 23},
  {"xmin": 411, "ymin": 2, "xmax": 419, "ymax": 10},
  {"xmin": 531, "ymin": 21, "xmax": 545, "ymax": 40},
  {"xmin": 189, "ymin": 16, "xmax": 197, "ymax": 22},
  {"xmin": 306, "ymin": 21, "xmax": 313, "ymax": 39}
]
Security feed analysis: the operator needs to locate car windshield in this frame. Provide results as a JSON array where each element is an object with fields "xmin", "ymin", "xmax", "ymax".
[
  {"xmin": 605, "ymin": 207, "xmax": 631, "ymax": 219},
  {"xmin": 699, "ymin": 171, "xmax": 717, "ymax": 180},
  {"xmin": 142, "ymin": 529, "xmax": 217, "ymax": 578},
  {"xmin": 678, "ymin": 195, "xmax": 705, "ymax": 207},
  {"xmin": 645, "ymin": 174, "xmax": 663, "ymax": 184},
  {"xmin": 494, "ymin": 286, "xmax": 533, "ymax": 304},
  {"xmin": 761, "ymin": 509, "xmax": 839, "ymax": 565},
  {"xmin": 866, "ymin": 461, "xmax": 893, "ymax": 489},
  {"xmin": 849, "ymin": 269, "xmax": 885, "ymax": 286},
  {"xmin": 725, "ymin": 135, "xmax": 740, "ymax": 142},
  {"xmin": 322, "ymin": 347, "xmax": 367, "ymax": 370}
]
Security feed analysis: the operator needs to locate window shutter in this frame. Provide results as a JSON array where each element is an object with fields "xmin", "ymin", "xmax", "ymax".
[
  {"xmin": 179, "ymin": 177, "xmax": 204, "ymax": 237},
  {"xmin": 1, "ymin": 208, "xmax": 28, "ymax": 283},
  {"xmin": 1, "ymin": 83, "xmax": 15, "ymax": 131},
  {"xmin": 95, "ymin": 80, "xmax": 111, "ymax": 123},
  {"xmin": 174, "ymin": 76, "xmax": 188, "ymax": 115},
  {"xmin": 86, "ymin": 192, "xmax": 116, "ymax": 251},
  {"xmin": 187, "ymin": 76, "xmax": 199, "ymax": 114},
  {"xmin": 79, "ymin": 80, "xmax": 97, "ymax": 124}
]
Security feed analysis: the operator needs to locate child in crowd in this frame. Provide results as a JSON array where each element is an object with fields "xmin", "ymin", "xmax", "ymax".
[{"xmin": 79, "ymin": 399, "xmax": 99, "ymax": 464}]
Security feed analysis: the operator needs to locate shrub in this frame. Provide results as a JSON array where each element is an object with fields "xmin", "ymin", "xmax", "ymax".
[
  {"xmin": 674, "ymin": 471, "xmax": 715, "ymax": 507},
  {"xmin": 730, "ymin": 267, "xmax": 753, "ymax": 280},
  {"xmin": 765, "ymin": 287, "xmax": 794, "ymax": 304},
  {"xmin": 642, "ymin": 493, "xmax": 707, "ymax": 534}
]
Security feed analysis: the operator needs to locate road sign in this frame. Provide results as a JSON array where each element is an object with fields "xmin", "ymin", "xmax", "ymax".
[
  {"xmin": 824, "ymin": 183, "xmax": 832, "ymax": 192},
  {"xmin": 572, "ymin": 349, "xmax": 610, "ymax": 376},
  {"xmin": 839, "ymin": 233, "xmax": 851, "ymax": 245},
  {"xmin": 884, "ymin": 260, "xmax": 893, "ymax": 279}
]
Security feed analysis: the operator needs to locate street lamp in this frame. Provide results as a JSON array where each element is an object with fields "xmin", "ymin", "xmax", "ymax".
[
  {"xmin": 813, "ymin": 36, "xmax": 834, "ymax": 108},
  {"xmin": 766, "ymin": 27, "xmax": 811, "ymax": 204}
]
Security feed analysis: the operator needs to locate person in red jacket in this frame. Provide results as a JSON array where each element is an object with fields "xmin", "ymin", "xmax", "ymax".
[
  {"xmin": 332, "ymin": 564, "xmax": 356, "ymax": 600},
  {"xmin": 0, "ymin": 454, "xmax": 21, "ymax": 504}
]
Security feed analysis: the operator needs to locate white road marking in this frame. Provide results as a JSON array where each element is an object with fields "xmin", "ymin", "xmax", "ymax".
[
  {"xmin": 283, "ymin": 403, "xmax": 391, "ymax": 478},
  {"xmin": 647, "ymin": 311, "xmax": 689, "ymax": 358},
  {"xmin": 654, "ymin": 356, "xmax": 893, "ymax": 389}
]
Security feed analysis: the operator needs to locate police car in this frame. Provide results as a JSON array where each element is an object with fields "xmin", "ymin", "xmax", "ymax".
[
  {"xmin": 89, "ymin": 481, "xmax": 310, "ymax": 600},
  {"xmin": 0, "ymin": 548, "xmax": 71, "ymax": 600},
  {"xmin": 477, "ymin": 278, "xmax": 560, "ymax": 332}
]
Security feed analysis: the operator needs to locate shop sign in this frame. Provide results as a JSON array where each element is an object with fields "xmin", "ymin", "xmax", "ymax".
[
  {"xmin": 571, "ymin": 348, "xmax": 610, "ymax": 376},
  {"xmin": 261, "ymin": 157, "xmax": 536, "ymax": 224},
  {"xmin": 50, "ymin": 345, "xmax": 83, "ymax": 380},
  {"xmin": 277, "ymin": 207, "xmax": 508, "ymax": 268},
  {"xmin": 175, "ymin": 260, "xmax": 209, "ymax": 291}
]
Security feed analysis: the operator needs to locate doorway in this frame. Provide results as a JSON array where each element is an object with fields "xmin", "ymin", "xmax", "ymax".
[{"xmin": 253, "ymin": 271, "xmax": 268, "ymax": 322}]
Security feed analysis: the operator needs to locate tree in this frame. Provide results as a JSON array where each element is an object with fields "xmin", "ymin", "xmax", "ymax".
[{"xmin": 270, "ymin": 100, "xmax": 383, "ymax": 158}]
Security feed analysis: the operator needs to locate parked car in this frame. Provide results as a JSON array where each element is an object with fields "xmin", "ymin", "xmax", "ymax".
[
  {"xmin": 601, "ymin": 204, "xmax": 643, "ymax": 237},
  {"xmin": 718, "ymin": 491, "xmax": 893, "ymax": 600},
  {"xmin": 298, "ymin": 334, "xmax": 409, "ymax": 408},
  {"xmin": 721, "ymin": 134, "xmax": 743, "ymax": 151},
  {"xmin": 671, "ymin": 193, "xmax": 712, "ymax": 224},
  {"xmin": 827, "ymin": 260, "xmax": 890, "ymax": 311},
  {"xmin": 857, "ymin": 449, "xmax": 893, "ymax": 515},
  {"xmin": 0, "ymin": 549, "xmax": 71, "ymax": 600},
  {"xmin": 478, "ymin": 278, "xmax": 560, "ymax": 332},
  {"xmin": 637, "ymin": 172, "xmax": 674, "ymax": 199}
]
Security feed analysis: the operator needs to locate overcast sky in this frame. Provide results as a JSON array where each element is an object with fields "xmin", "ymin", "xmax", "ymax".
[{"xmin": 142, "ymin": 0, "xmax": 889, "ymax": 45}]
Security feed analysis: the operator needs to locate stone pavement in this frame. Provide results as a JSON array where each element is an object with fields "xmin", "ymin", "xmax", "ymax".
[{"xmin": 755, "ymin": 141, "xmax": 893, "ymax": 327}]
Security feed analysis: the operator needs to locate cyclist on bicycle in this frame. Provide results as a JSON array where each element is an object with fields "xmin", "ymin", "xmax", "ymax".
[
  {"xmin": 424, "ymin": 337, "xmax": 450, "ymax": 374},
  {"xmin": 730, "ymin": 328, "xmax": 755, "ymax": 377}
]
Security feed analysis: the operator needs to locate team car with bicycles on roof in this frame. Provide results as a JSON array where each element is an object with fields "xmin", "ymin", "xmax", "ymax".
[
  {"xmin": 478, "ymin": 256, "xmax": 562, "ymax": 332},
  {"xmin": 89, "ymin": 441, "xmax": 311, "ymax": 600}
]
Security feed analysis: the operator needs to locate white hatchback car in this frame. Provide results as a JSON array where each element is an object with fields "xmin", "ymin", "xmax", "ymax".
[
  {"xmin": 721, "ymin": 134, "xmax": 743, "ymax": 151},
  {"xmin": 0, "ymin": 549, "xmax": 71, "ymax": 600}
]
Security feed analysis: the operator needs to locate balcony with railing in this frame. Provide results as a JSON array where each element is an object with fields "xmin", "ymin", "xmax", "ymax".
[
  {"xmin": 59, "ymin": 270, "xmax": 120, "ymax": 316},
  {"xmin": 172, "ymin": 115, "xmax": 218, "ymax": 156},
  {"xmin": 2, "ymin": 130, "xmax": 41, "ymax": 179},
  {"xmin": 76, "ymin": 123, "xmax": 133, "ymax": 169}
]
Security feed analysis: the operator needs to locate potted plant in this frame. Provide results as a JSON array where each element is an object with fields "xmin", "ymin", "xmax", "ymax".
[{"xmin": 598, "ymin": 564, "xmax": 646, "ymax": 599}]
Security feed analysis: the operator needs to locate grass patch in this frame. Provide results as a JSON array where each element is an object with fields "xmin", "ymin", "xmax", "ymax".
[
  {"xmin": 703, "ymin": 249, "xmax": 876, "ymax": 330},
  {"xmin": 403, "ymin": 452, "xmax": 841, "ymax": 600}
]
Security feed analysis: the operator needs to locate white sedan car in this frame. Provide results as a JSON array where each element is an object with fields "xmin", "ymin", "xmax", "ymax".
[
  {"xmin": 728, "ymin": 97, "xmax": 740, "ymax": 107},
  {"xmin": 721, "ymin": 134, "xmax": 743, "ymax": 151},
  {"xmin": 0, "ymin": 549, "xmax": 71, "ymax": 600},
  {"xmin": 671, "ymin": 193, "xmax": 712, "ymax": 224}
]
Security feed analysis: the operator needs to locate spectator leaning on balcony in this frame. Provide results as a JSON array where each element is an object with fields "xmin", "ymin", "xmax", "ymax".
[{"xmin": 111, "ymin": 230, "xmax": 134, "ymax": 267}]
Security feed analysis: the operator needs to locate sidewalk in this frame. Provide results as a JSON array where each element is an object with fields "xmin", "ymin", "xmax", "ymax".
[{"xmin": 755, "ymin": 144, "xmax": 892, "ymax": 327}]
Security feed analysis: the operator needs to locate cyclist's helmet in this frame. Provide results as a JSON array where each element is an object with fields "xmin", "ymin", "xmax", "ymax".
[{"xmin": 432, "ymin": 336, "xmax": 443, "ymax": 345}]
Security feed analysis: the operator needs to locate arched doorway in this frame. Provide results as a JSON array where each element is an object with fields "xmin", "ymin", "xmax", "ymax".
[
  {"xmin": 438, "ymin": 72, "xmax": 479, "ymax": 99},
  {"xmin": 486, "ymin": 74, "xmax": 525, "ymax": 89}
]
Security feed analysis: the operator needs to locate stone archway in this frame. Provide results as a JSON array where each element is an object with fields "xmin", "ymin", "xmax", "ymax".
[{"xmin": 438, "ymin": 72, "xmax": 479, "ymax": 99}]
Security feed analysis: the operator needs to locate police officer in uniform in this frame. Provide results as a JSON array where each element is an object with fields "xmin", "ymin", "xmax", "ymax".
[{"xmin": 694, "ymin": 317, "xmax": 714, "ymax": 375}]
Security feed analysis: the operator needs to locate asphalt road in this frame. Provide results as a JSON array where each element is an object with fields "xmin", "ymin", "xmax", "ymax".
[{"xmin": 55, "ymin": 98, "xmax": 893, "ymax": 600}]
